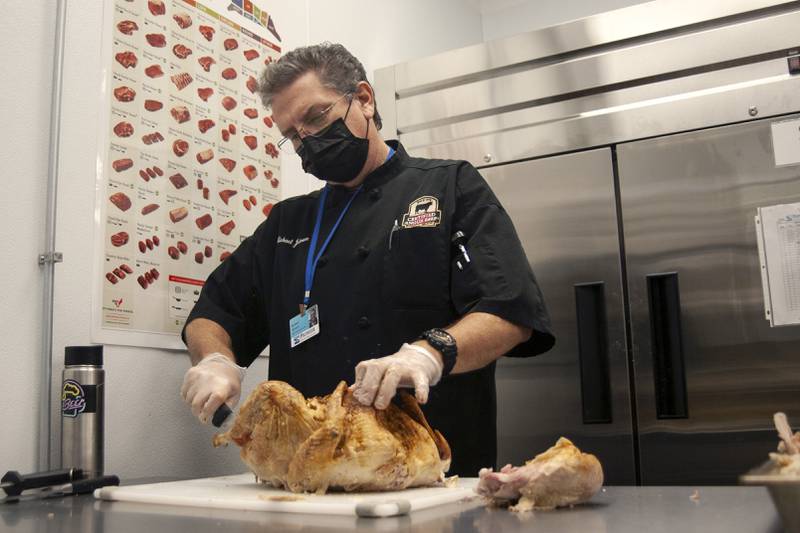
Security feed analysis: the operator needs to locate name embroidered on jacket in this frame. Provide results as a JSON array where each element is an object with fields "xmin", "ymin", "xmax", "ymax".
[{"xmin": 277, "ymin": 236, "xmax": 310, "ymax": 248}]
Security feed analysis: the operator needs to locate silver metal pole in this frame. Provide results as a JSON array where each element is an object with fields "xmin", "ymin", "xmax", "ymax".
[{"xmin": 39, "ymin": 0, "xmax": 68, "ymax": 471}]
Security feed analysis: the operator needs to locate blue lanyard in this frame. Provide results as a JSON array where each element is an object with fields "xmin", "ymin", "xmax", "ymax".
[
  {"xmin": 303, "ymin": 185, "xmax": 361, "ymax": 307},
  {"xmin": 302, "ymin": 146, "xmax": 395, "ymax": 308}
]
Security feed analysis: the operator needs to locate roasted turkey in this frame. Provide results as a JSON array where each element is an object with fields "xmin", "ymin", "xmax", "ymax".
[
  {"xmin": 213, "ymin": 381, "xmax": 451, "ymax": 494},
  {"xmin": 476, "ymin": 437, "xmax": 603, "ymax": 511}
]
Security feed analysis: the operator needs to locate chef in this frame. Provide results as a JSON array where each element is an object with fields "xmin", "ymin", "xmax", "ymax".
[{"xmin": 180, "ymin": 43, "xmax": 555, "ymax": 476}]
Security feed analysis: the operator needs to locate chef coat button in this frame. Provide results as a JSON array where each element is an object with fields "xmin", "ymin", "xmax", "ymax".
[
  {"xmin": 317, "ymin": 256, "xmax": 328, "ymax": 268},
  {"xmin": 369, "ymin": 188, "xmax": 381, "ymax": 201},
  {"xmin": 357, "ymin": 246, "xmax": 370, "ymax": 259},
  {"xmin": 357, "ymin": 316, "xmax": 371, "ymax": 329}
]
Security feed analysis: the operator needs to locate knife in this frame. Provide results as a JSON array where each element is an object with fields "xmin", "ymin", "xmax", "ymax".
[
  {"xmin": 1, "ymin": 475, "xmax": 119, "ymax": 503},
  {"xmin": 1, "ymin": 468, "xmax": 83, "ymax": 497}
]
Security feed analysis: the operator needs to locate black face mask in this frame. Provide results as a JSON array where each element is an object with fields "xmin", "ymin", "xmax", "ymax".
[{"xmin": 297, "ymin": 100, "xmax": 370, "ymax": 183}]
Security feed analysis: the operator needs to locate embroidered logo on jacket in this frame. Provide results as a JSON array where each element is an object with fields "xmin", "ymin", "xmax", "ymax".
[{"xmin": 401, "ymin": 196, "xmax": 442, "ymax": 229}]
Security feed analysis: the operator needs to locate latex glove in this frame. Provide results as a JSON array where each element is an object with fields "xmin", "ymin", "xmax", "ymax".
[
  {"xmin": 353, "ymin": 343, "xmax": 443, "ymax": 409},
  {"xmin": 180, "ymin": 353, "xmax": 246, "ymax": 424}
]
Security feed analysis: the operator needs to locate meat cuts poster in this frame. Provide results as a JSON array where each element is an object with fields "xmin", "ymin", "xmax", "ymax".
[{"xmin": 93, "ymin": 0, "xmax": 282, "ymax": 349}]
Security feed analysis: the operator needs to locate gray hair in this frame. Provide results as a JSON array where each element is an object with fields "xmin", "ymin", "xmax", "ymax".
[{"xmin": 258, "ymin": 42, "xmax": 382, "ymax": 129}]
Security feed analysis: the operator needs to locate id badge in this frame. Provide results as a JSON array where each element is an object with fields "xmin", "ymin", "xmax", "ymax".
[{"xmin": 289, "ymin": 304, "xmax": 320, "ymax": 348}]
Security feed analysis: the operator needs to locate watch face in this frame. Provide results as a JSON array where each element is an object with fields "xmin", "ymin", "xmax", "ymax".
[{"xmin": 428, "ymin": 329, "xmax": 454, "ymax": 346}]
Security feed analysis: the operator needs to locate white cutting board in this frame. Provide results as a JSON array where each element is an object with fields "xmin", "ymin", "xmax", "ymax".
[{"xmin": 95, "ymin": 474, "xmax": 481, "ymax": 517}]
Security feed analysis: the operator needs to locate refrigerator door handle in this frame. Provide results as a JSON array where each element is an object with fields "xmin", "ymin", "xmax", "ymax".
[
  {"xmin": 575, "ymin": 282, "xmax": 612, "ymax": 424},
  {"xmin": 646, "ymin": 272, "xmax": 689, "ymax": 419}
]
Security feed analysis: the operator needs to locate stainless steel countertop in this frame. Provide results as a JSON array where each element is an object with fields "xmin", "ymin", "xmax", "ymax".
[{"xmin": 0, "ymin": 481, "xmax": 783, "ymax": 532}]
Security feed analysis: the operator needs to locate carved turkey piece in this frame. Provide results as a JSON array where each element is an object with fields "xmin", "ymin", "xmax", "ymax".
[
  {"xmin": 477, "ymin": 437, "xmax": 603, "ymax": 511},
  {"xmin": 213, "ymin": 381, "xmax": 451, "ymax": 494}
]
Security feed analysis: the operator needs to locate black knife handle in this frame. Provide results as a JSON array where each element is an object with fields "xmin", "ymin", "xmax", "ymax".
[
  {"xmin": 1, "ymin": 469, "xmax": 83, "ymax": 496},
  {"xmin": 212, "ymin": 404, "xmax": 232, "ymax": 427},
  {"xmin": 70, "ymin": 475, "xmax": 120, "ymax": 495}
]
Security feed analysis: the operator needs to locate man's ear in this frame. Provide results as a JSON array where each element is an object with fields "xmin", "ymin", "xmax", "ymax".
[{"xmin": 355, "ymin": 81, "xmax": 375, "ymax": 120}]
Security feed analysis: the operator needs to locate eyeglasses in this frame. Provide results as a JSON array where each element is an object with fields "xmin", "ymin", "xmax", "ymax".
[{"xmin": 277, "ymin": 92, "xmax": 353, "ymax": 151}]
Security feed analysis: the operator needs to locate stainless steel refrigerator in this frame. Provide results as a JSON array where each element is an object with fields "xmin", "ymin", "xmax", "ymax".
[{"xmin": 375, "ymin": 0, "xmax": 800, "ymax": 484}]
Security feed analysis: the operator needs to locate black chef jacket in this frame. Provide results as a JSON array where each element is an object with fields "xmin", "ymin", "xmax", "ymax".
[{"xmin": 183, "ymin": 140, "xmax": 555, "ymax": 476}]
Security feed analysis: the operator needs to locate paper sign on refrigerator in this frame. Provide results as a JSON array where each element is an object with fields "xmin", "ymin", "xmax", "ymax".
[{"xmin": 755, "ymin": 201, "xmax": 800, "ymax": 327}]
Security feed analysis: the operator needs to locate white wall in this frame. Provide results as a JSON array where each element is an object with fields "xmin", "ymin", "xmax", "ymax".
[
  {"xmin": 0, "ymin": 1, "xmax": 55, "ymax": 474},
  {"xmin": 308, "ymin": 0, "xmax": 483, "ymax": 77},
  {"xmin": 481, "ymin": 0, "xmax": 653, "ymax": 41}
]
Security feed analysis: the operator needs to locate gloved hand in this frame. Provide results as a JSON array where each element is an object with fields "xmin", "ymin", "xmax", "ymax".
[
  {"xmin": 180, "ymin": 353, "xmax": 247, "ymax": 424},
  {"xmin": 352, "ymin": 343, "xmax": 443, "ymax": 409}
]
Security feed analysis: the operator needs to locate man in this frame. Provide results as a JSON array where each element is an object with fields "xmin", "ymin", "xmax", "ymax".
[{"xmin": 181, "ymin": 43, "xmax": 555, "ymax": 476}]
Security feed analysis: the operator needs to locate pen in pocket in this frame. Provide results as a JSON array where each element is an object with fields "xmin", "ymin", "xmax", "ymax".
[
  {"xmin": 388, "ymin": 219, "xmax": 399, "ymax": 250},
  {"xmin": 452, "ymin": 231, "xmax": 470, "ymax": 270}
]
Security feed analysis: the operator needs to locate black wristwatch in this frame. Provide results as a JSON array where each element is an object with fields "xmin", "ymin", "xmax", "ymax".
[{"xmin": 419, "ymin": 328, "xmax": 457, "ymax": 377}]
